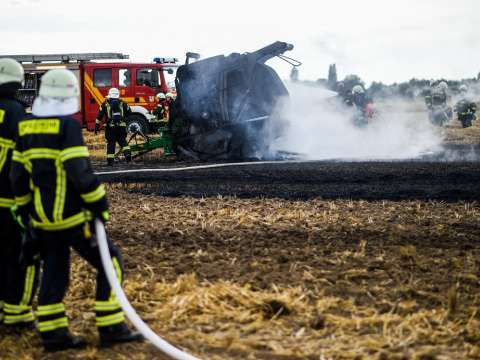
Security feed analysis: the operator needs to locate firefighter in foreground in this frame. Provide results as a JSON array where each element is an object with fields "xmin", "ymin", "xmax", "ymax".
[
  {"xmin": 10, "ymin": 69, "xmax": 142, "ymax": 351},
  {"xmin": 454, "ymin": 84, "xmax": 477, "ymax": 128},
  {"xmin": 95, "ymin": 88, "xmax": 132, "ymax": 165},
  {"xmin": 0, "ymin": 58, "xmax": 38, "ymax": 329}
]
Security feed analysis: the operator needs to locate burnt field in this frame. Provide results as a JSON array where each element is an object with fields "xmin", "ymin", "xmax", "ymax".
[
  {"xmin": 1, "ymin": 127, "xmax": 480, "ymax": 360},
  {"xmin": 1, "ymin": 191, "xmax": 479, "ymax": 359},
  {"xmin": 96, "ymin": 159, "xmax": 480, "ymax": 202}
]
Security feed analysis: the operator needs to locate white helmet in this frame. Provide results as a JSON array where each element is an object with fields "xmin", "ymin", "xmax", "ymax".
[
  {"xmin": 156, "ymin": 92, "xmax": 166, "ymax": 100},
  {"xmin": 438, "ymin": 81, "xmax": 448, "ymax": 91},
  {"xmin": 39, "ymin": 69, "xmax": 79, "ymax": 98},
  {"xmin": 0, "ymin": 58, "xmax": 24, "ymax": 86},
  {"xmin": 165, "ymin": 92, "xmax": 175, "ymax": 99},
  {"xmin": 352, "ymin": 85, "xmax": 365, "ymax": 95},
  {"xmin": 108, "ymin": 87, "xmax": 120, "ymax": 99},
  {"xmin": 459, "ymin": 84, "xmax": 468, "ymax": 93}
]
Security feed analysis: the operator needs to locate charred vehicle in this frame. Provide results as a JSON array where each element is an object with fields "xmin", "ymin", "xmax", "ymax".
[{"xmin": 168, "ymin": 41, "xmax": 293, "ymax": 160}]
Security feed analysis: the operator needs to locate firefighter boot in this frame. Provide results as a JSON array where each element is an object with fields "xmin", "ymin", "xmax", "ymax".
[
  {"xmin": 124, "ymin": 152, "xmax": 132, "ymax": 163},
  {"xmin": 107, "ymin": 157, "xmax": 114, "ymax": 166},
  {"xmin": 99, "ymin": 323, "xmax": 143, "ymax": 348},
  {"xmin": 41, "ymin": 328, "xmax": 87, "ymax": 352}
]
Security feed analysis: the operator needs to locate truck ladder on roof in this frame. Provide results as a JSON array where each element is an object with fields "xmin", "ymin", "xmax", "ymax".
[{"xmin": 0, "ymin": 53, "xmax": 129, "ymax": 63}]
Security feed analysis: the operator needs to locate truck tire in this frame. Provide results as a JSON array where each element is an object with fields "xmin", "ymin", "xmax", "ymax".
[{"xmin": 126, "ymin": 114, "xmax": 149, "ymax": 134}]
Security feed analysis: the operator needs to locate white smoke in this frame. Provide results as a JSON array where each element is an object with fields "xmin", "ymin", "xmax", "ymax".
[{"xmin": 270, "ymin": 83, "xmax": 444, "ymax": 160}]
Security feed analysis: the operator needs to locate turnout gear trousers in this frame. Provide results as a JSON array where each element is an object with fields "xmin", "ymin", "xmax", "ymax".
[
  {"xmin": 96, "ymin": 99, "xmax": 132, "ymax": 163},
  {"xmin": 0, "ymin": 209, "xmax": 38, "ymax": 326},
  {"xmin": 0, "ymin": 96, "xmax": 37, "ymax": 326},
  {"xmin": 35, "ymin": 224, "xmax": 126, "ymax": 337}
]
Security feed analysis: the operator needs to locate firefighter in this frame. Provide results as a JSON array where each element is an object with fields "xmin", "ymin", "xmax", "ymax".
[
  {"xmin": 0, "ymin": 58, "xmax": 38, "ymax": 330},
  {"xmin": 10, "ymin": 69, "xmax": 142, "ymax": 351},
  {"xmin": 95, "ymin": 88, "xmax": 132, "ymax": 166},
  {"xmin": 454, "ymin": 84, "xmax": 477, "ymax": 128},
  {"xmin": 152, "ymin": 92, "xmax": 169, "ymax": 124},
  {"xmin": 424, "ymin": 87, "xmax": 433, "ymax": 110},
  {"xmin": 432, "ymin": 81, "xmax": 449, "ymax": 106}
]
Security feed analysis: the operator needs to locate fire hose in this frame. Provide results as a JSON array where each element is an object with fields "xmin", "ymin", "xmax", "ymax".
[{"xmin": 94, "ymin": 219, "xmax": 200, "ymax": 360}]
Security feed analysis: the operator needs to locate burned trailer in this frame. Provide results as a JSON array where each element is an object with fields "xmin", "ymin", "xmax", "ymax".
[{"xmin": 172, "ymin": 41, "xmax": 293, "ymax": 160}]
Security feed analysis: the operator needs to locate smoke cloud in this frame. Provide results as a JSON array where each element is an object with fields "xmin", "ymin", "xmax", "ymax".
[{"xmin": 270, "ymin": 83, "xmax": 444, "ymax": 160}]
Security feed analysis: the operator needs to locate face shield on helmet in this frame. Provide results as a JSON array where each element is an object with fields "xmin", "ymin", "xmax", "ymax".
[
  {"xmin": 352, "ymin": 85, "xmax": 365, "ymax": 95},
  {"xmin": 108, "ymin": 88, "xmax": 120, "ymax": 99},
  {"xmin": 32, "ymin": 69, "xmax": 80, "ymax": 117}
]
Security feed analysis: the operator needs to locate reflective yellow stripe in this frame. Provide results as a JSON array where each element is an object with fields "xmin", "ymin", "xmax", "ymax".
[
  {"xmin": 0, "ymin": 109, "xmax": 4, "ymax": 123},
  {"xmin": 59, "ymin": 146, "xmax": 90, "ymax": 162},
  {"xmin": 4, "ymin": 311, "xmax": 34, "ymax": 324},
  {"xmin": 53, "ymin": 159, "xmax": 66, "ymax": 222},
  {"xmin": 22, "ymin": 148, "xmax": 60, "ymax": 160},
  {"xmin": 0, "ymin": 136, "xmax": 15, "ymax": 148},
  {"xmin": 34, "ymin": 186, "xmax": 50, "ymax": 224},
  {"xmin": 0, "ymin": 197, "xmax": 15, "ymax": 208},
  {"xmin": 38, "ymin": 317, "xmax": 69, "ymax": 332},
  {"xmin": 15, "ymin": 193, "xmax": 32, "ymax": 206},
  {"xmin": 109, "ymin": 257, "xmax": 123, "ymax": 303},
  {"xmin": 12, "ymin": 150, "xmax": 25, "ymax": 163},
  {"xmin": 95, "ymin": 301, "xmax": 121, "ymax": 312},
  {"xmin": 37, "ymin": 303, "xmax": 65, "ymax": 316},
  {"xmin": 19, "ymin": 119, "xmax": 60, "ymax": 137},
  {"xmin": 80, "ymin": 184, "xmax": 106, "ymax": 204},
  {"xmin": 96, "ymin": 312, "xmax": 125, "ymax": 327},
  {"xmin": 21, "ymin": 265, "xmax": 36, "ymax": 306},
  {"xmin": 122, "ymin": 146, "xmax": 131, "ymax": 151},
  {"xmin": 4, "ymin": 303, "xmax": 31, "ymax": 314},
  {"xmin": 32, "ymin": 211, "xmax": 91, "ymax": 231}
]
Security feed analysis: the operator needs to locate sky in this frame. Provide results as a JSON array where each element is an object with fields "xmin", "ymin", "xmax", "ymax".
[{"xmin": 0, "ymin": 0, "xmax": 478, "ymax": 85}]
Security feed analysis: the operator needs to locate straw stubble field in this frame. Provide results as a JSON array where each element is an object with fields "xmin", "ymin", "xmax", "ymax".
[
  {"xmin": 2, "ymin": 192, "xmax": 480, "ymax": 359},
  {"xmin": 1, "ymin": 123, "xmax": 480, "ymax": 359}
]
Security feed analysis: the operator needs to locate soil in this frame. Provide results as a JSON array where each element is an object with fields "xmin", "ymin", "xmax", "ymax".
[{"xmin": 1, "ymin": 190, "xmax": 480, "ymax": 359}]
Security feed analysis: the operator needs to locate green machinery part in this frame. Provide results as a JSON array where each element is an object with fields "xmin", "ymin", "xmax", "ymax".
[{"xmin": 114, "ymin": 125, "xmax": 175, "ymax": 161}]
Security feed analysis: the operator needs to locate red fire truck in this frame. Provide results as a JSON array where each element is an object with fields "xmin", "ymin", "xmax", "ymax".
[{"xmin": 4, "ymin": 53, "xmax": 178, "ymax": 133}]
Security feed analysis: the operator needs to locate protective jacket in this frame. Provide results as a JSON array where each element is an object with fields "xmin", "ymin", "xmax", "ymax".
[
  {"xmin": 10, "ymin": 116, "xmax": 107, "ymax": 231},
  {"xmin": 96, "ymin": 98, "xmax": 131, "ymax": 128},
  {"xmin": 0, "ymin": 97, "xmax": 24, "ymax": 208}
]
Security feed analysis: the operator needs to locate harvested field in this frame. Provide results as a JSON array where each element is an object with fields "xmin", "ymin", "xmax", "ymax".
[{"xmin": 1, "ymin": 189, "xmax": 480, "ymax": 359}]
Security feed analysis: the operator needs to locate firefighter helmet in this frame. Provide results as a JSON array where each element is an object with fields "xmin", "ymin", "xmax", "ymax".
[
  {"xmin": 39, "ymin": 69, "xmax": 79, "ymax": 98},
  {"xmin": 156, "ymin": 92, "xmax": 166, "ymax": 100},
  {"xmin": 165, "ymin": 92, "xmax": 175, "ymax": 99},
  {"xmin": 108, "ymin": 87, "xmax": 120, "ymax": 99},
  {"xmin": 352, "ymin": 85, "xmax": 365, "ymax": 95},
  {"xmin": 438, "ymin": 81, "xmax": 448, "ymax": 91},
  {"xmin": 459, "ymin": 84, "xmax": 468, "ymax": 93},
  {"xmin": 0, "ymin": 58, "xmax": 24, "ymax": 86}
]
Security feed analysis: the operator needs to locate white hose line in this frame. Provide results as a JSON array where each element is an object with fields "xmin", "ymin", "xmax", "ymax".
[
  {"xmin": 95, "ymin": 219, "xmax": 200, "ymax": 360},
  {"xmin": 96, "ymin": 160, "xmax": 308, "ymax": 176}
]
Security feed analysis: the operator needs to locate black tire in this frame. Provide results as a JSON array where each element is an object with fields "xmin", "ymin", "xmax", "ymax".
[{"xmin": 126, "ymin": 114, "xmax": 149, "ymax": 134}]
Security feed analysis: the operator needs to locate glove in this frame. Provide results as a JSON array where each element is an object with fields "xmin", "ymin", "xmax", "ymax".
[
  {"xmin": 10, "ymin": 204, "xmax": 30, "ymax": 230},
  {"xmin": 19, "ymin": 221, "xmax": 40, "ymax": 267}
]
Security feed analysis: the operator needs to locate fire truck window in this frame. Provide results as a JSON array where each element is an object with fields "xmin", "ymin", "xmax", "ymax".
[
  {"xmin": 119, "ymin": 69, "xmax": 131, "ymax": 87},
  {"xmin": 136, "ymin": 68, "xmax": 160, "ymax": 88},
  {"xmin": 93, "ymin": 69, "xmax": 112, "ymax": 88}
]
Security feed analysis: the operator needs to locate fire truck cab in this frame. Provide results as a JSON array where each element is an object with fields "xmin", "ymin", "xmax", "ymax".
[{"xmin": 2, "ymin": 53, "xmax": 178, "ymax": 133}]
